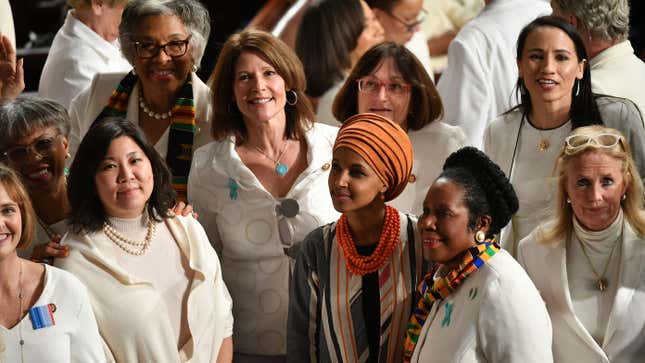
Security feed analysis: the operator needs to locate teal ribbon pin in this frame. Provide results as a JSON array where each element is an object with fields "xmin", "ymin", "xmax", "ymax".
[
  {"xmin": 228, "ymin": 178, "xmax": 239, "ymax": 200},
  {"xmin": 442, "ymin": 302, "xmax": 453, "ymax": 327}
]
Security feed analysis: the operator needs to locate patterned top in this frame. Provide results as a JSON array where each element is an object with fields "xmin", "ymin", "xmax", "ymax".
[{"xmin": 287, "ymin": 212, "xmax": 423, "ymax": 363}]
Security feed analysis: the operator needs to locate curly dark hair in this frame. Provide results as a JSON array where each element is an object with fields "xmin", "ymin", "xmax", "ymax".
[
  {"xmin": 440, "ymin": 147, "xmax": 519, "ymax": 236},
  {"xmin": 67, "ymin": 117, "xmax": 176, "ymax": 233}
]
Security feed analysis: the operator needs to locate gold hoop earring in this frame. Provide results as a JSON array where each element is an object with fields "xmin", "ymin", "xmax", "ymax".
[{"xmin": 475, "ymin": 230, "xmax": 486, "ymax": 243}]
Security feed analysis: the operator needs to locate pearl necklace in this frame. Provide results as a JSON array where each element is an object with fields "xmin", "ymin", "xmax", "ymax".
[
  {"xmin": 138, "ymin": 91, "xmax": 172, "ymax": 120},
  {"xmin": 103, "ymin": 217, "xmax": 156, "ymax": 256}
]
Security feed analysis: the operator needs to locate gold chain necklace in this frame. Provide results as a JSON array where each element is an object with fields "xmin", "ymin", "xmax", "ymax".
[
  {"xmin": 102, "ymin": 217, "xmax": 156, "ymax": 256},
  {"xmin": 577, "ymin": 237, "xmax": 618, "ymax": 292}
]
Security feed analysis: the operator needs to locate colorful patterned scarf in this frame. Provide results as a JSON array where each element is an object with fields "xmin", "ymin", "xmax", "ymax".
[
  {"xmin": 402, "ymin": 239, "xmax": 500, "ymax": 362},
  {"xmin": 94, "ymin": 70, "xmax": 197, "ymax": 201}
]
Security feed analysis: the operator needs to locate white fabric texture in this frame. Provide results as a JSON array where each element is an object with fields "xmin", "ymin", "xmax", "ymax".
[
  {"xmin": 0, "ymin": 264, "xmax": 105, "ymax": 363},
  {"xmin": 67, "ymin": 71, "xmax": 212, "ymax": 162},
  {"xmin": 56, "ymin": 215, "xmax": 233, "ymax": 363},
  {"xmin": 484, "ymin": 97, "xmax": 645, "ymax": 255},
  {"xmin": 436, "ymin": 0, "xmax": 550, "ymax": 149},
  {"xmin": 315, "ymin": 79, "xmax": 344, "ymax": 126},
  {"xmin": 39, "ymin": 11, "xmax": 131, "ymax": 109},
  {"xmin": 410, "ymin": 249, "xmax": 553, "ymax": 362},
  {"xmin": 590, "ymin": 40, "xmax": 645, "ymax": 121},
  {"xmin": 0, "ymin": 0, "xmax": 15, "ymax": 48},
  {"xmin": 187, "ymin": 123, "xmax": 340, "ymax": 355},
  {"xmin": 389, "ymin": 121, "xmax": 466, "ymax": 216},
  {"xmin": 568, "ymin": 211, "xmax": 622, "ymax": 346},
  {"xmin": 518, "ymin": 218, "xmax": 645, "ymax": 363}
]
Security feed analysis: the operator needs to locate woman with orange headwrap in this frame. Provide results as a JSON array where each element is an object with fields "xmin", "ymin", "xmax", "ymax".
[{"xmin": 287, "ymin": 113, "xmax": 423, "ymax": 363}]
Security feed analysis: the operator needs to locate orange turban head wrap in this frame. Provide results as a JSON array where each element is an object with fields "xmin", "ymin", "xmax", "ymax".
[{"xmin": 333, "ymin": 113, "xmax": 413, "ymax": 202}]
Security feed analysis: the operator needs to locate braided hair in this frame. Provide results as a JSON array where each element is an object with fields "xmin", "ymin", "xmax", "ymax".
[{"xmin": 439, "ymin": 147, "xmax": 519, "ymax": 237}]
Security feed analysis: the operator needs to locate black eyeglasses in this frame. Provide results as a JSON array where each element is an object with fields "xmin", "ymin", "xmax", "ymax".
[
  {"xmin": 386, "ymin": 8, "xmax": 428, "ymax": 33},
  {"xmin": 133, "ymin": 35, "xmax": 192, "ymax": 59},
  {"xmin": 2, "ymin": 134, "xmax": 62, "ymax": 164}
]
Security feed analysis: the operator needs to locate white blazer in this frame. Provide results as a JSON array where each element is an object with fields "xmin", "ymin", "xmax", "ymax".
[{"xmin": 518, "ymin": 221, "xmax": 645, "ymax": 363}]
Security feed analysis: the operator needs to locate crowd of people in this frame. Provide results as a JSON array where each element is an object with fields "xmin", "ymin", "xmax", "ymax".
[{"xmin": 0, "ymin": 0, "xmax": 644, "ymax": 362}]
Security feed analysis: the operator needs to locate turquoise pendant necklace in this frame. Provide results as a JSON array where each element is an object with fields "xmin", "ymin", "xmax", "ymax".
[{"xmin": 254, "ymin": 141, "xmax": 290, "ymax": 177}]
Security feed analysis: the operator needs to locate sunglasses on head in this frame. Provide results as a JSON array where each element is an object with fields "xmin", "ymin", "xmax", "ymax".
[{"xmin": 564, "ymin": 133, "xmax": 622, "ymax": 155}]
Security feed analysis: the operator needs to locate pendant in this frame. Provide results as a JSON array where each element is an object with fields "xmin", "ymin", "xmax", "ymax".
[
  {"xmin": 276, "ymin": 163, "xmax": 288, "ymax": 176},
  {"xmin": 596, "ymin": 278, "xmax": 608, "ymax": 292},
  {"xmin": 538, "ymin": 138, "xmax": 550, "ymax": 151}
]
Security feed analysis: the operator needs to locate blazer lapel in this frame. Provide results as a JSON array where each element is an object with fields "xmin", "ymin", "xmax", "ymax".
[
  {"xmin": 547, "ymin": 239, "xmax": 607, "ymax": 356},
  {"xmin": 603, "ymin": 222, "xmax": 645, "ymax": 347}
]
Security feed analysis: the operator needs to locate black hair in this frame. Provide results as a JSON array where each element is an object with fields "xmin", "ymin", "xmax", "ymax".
[
  {"xmin": 296, "ymin": 0, "xmax": 365, "ymax": 98},
  {"xmin": 439, "ymin": 147, "xmax": 519, "ymax": 236},
  {"xmin": 514, "ymin": 15, "xmax": 602, "ymax": 128},
  {"xmin": 67, "ymin": 117, "xmax": 176, "ymax": 233}
]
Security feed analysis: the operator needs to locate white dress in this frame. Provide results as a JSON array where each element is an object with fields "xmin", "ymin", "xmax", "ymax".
[
  {"xmin": 437, "ymin": 0, "xmax": 550, "ymax": 148},
  {"xmin": 187, "ymin": 123, "xmax": 340, "ymax": 355},
  {"xmin": 39, "ymin": 10, "xmax": 131, "ymax": 109},
  {"xmin": 315, "ymin": 79, "xmax": 344, "ymax": 126},
  {"xmin": 0, "ymin": 264, "xmax": 105, "ymax": 363}
]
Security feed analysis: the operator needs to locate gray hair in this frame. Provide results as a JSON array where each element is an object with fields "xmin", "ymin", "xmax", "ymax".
[
  {"xmin": 0, "ymin": 97, "xmax": 70, "ymax": 151},
  {"xmin": 119, "ymin": 0, "xmax": 211, "ymax": 68},
  {"xmin": 553, "ymin": 0, "xmax": 630, "ymax": 41}
]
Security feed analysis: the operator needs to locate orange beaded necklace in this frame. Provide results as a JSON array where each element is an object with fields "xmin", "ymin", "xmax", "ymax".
[{"xmin": 336, "ymin": 205, "xmax": 401, "ymax": 275}]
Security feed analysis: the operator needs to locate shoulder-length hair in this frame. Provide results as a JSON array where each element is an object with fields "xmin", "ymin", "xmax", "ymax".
[
  {"xmin": 514, "ymin": 16, "xmax": 602, "ymax": 128},
  {"xmin": 119, "ymin": 0, "xmax": 211, "ymax": 69},
  {"xmin": 67, "ymin": 117, "xmax": 176, "ymax": 234},
  {"xmin": 209, "ymin": 28, "xmax": 313, "ymax": 143},
  {"xmin": 333, "ymin": 42, "xmax": 443, "ymax": 131},
  {"xmin": 296, "ymin": 0, "xmax": 365, "ymax": 98},
  {"xmin": 539, "ymin": 125, "xmax": 645, "ymax": 244},
  {"xmin": 0, "ymin": 165, "xmax": 35, "ymax": 251}
]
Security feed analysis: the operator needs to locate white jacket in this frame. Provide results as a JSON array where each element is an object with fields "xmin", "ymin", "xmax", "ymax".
[
  {"xmin": 411, "ymin": 249, "xmax": 553, "ymax": 362},
  {"xmin": 67, "ymin": 71, "xmax": 212, "ymax": 162},
  {"xmin": 518, "ymin": 220, "xmax": 645, "ymax": 362},
  {"xmin": 187, "ymin": 123, "xmax": 340, "ymax": 355},
  {"xmin": 437, "ymin": 0, "xmax": 550, "ymax": 148},
  {"xmin": 39, "ymin": 11, "xmax": 131, "ymax": 109}
]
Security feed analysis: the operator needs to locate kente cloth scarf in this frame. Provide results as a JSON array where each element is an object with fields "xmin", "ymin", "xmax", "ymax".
[
  {"xmin": 402, "ymin": 239, "xmax": 500, "ymax": 362},
  {"xmin": 94, "ymin": 70, "xmax": 196, "ymax": 201}
]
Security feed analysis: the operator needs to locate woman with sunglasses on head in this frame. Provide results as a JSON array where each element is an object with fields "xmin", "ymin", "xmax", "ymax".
[
  {"xmin": 68, "ymin": 0, "xmax": 212, "ymax": 201},
  {"xmin": 484, "ymin": 16, "xmax": 645, "ymax": 255},
  {"xmin": 57, "ymin": 117, "xmax": 233, "ymax": 362},
  {"xmin": 189, "ymin": 29, "xmax": 339, "ymax": 362},
  {"xmin": 334, "ymin": 41, "xmax": 465, "ymax": 216},
  {"xmin": 518, "ymin": 125, "xmax": 645, "ymax": 362},
  {"xmin": 404, "ymin": 146, "xmax": 552, "ymax": 363},
  {"xmin": 287, "ymin": 113, "xmax": 423, "ymax": 363},
  {"xmin": 366, "ymin": 0, "xmax": 434, "ymax": 80}
]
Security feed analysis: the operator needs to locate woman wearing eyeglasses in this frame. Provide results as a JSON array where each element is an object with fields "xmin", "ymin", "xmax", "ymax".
[
  {"xmin": 188, "ymin": 29, "xmax": 339, "ymax": 361},
  {"xmin": 484, "ymin": 16, "xmax": 645, "ymax": 255},
  {"xmin": 333, "ymin": 42, "xmax": 465, "ymax": 216},
  {"xmin": 366, "ymin": 0, "xmax": 434, "ymax": 80},
  {"xmin": 518, "ymin": 125, "xmax": 645, "ymax": 362},
  {"xmin": 68, "ymin": 0, "xmax": 212, "ymax": 201}
]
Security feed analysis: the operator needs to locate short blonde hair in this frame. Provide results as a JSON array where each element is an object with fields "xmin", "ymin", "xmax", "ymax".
[
  {"xmin": 539, "ymin": 125, "xmax": 645, "ymax": 243},
  {"xmin": 0, "ymin": 165, "xmax": 36, "ymax": 251}
]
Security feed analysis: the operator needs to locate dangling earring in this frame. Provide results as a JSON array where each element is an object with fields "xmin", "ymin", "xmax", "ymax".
[
  {"xmin": 475, "ymin": 230, "xmax": 486, "ymax": 243},
  {"xmin": 566, "ymin": 197, "xmax": 571, "ymax": 204},
  {"xmin": 379, "ymin": 192, "xmax": 385, "ymax": 201},
  {"xmin": 519, "ymin": 79, "xmax": 526, "ymax": 96},
  {"xmin": 622, "ymin": 194, "xmax": 627, "ymax": 201},
  {"xmin": 65, "ymin": 152, "xmax": 71, "ymax": 159},
  {"xmin": 191, "ymin": 64, "xmax": 199, "ymax": 73},
  {"xmin": 574, "ymin": 79, "xmax": 580, "ymax": 97},
  {"xmin": 286, "ymin": 90, "xmax": 298, "ymax": 106}
]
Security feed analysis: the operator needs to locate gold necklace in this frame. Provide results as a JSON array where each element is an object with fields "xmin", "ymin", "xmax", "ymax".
[
  {"xmin": 577, "ymin": 237, "xmax": 618, "ymax": 292},
  {"xmin": 17, "ymin": 260, "xmax": 25, "ymax": 362},
  {"xmin": 102, "ymin": 217, "xmax": 156, "ymax": 256}
]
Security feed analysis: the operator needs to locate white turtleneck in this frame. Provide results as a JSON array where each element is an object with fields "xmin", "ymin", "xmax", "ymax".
[
  {"xmin": 567, "ymin": 209, "xmax": 623, "ymax": 346},
  {"xmin": 101, "ymin": 213, "xmax": 193, "ymax": 349}
]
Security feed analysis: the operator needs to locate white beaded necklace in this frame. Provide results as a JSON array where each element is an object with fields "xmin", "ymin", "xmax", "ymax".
[
  {"xmin": 138, "ymin": 91, "xmax": 172, "ymax": 120},
  {"xmin": 102, "ymin": 217, "xmax": 156, "ymax": 256}
]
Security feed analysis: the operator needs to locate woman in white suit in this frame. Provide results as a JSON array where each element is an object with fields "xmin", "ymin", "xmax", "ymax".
[{"xmin": 518, "ymin": 125, "xmax": 645, "ymax": 362}]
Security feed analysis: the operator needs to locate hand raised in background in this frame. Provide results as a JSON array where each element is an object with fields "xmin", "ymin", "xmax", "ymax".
[{"xmin": 0, "ymin": 33, "xmax": 24, "ymax": 104}]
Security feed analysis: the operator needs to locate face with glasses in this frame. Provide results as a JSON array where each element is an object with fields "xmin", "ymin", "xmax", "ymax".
[
  {"xmin": 357, "ymin": 57, "xmax": 412, "ymax": 129},
  {"xmin": 372, "ymin": 0, "xmax": 425, "ymax": 44},
  {"xmin": 564, "ymin": 144, "xmax": 628, "ymax": 231},
  {"xmin": 2, "ymin": 127, "xmax": 68, "ymax": 192},
  {"xmin": 131, "ymin": 14, "xmax": 192, "ymax": 95}
]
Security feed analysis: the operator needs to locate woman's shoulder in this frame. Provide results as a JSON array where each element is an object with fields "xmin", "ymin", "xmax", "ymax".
[
  {"xmin": 307, "ymin": 122, "xmax": 340, "ymax": 144},
  {"xmin": 412, "ymin": 122, "xmax": 467, "ymax": 146},
  {"xmin": 488, "ymin": 107, "xmax": 523, "ymax": 129},
  {"xmin": 43, "ymin": 264, "xmax": 90, "ymax": 299},
  {"xmin": 298, "ymin": 222, "xmax": 336, "ymax": 259},
  {"xmin": 479, "ymin": 249, "xmax": 541, "ymax": 297}
]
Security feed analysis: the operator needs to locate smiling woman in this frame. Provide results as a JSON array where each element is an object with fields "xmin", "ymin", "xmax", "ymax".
[
  {"xmin": 58, "ymin": 117, "xmax": 234, "ymax": 362},
  {"xmin": 67, "ymin": 0, "xmax": 213, "ymax": 201}
]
